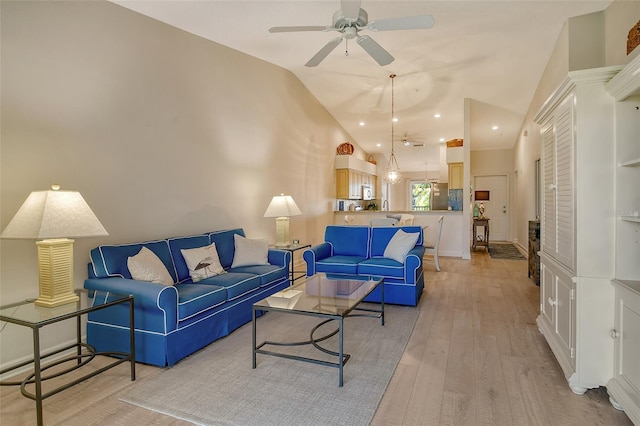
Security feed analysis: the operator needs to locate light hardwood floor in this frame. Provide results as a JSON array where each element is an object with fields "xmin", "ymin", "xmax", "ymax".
[{"xmin": 0, "ymin": 250, "xmax": 633, "ymax": 425}]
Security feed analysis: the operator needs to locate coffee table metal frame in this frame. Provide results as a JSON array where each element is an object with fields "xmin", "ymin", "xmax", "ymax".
[{"xmin": 252, "ymin": 273, "xmax": 384, "ymax": 387}]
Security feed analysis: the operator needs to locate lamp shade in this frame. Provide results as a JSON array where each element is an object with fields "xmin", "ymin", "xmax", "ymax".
[
  {"xmin": 1, "ymin": 188, "xmax": 108, "ymax": 239},
  {"xmin": 263, "ymin": 195, "xmax": 302, "ymax": 218}
]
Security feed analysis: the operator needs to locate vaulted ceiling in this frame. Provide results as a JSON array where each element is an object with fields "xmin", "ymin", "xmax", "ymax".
[{"xmin": 113, "ymin": 0, "xmax": 611, "ymax": 172}]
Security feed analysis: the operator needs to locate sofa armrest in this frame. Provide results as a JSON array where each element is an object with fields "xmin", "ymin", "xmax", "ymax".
[
  {"xmin": 404, "ymin": 246, "xmax": 425, "ymax": 284},
  {"xmin": 268, "ymin": 248, "xmax": 290, "ymax": 268},
  {"xmin": 302, "ymin": 242, "xmax": 332, "ymax": 276},
  {"xmin": 84, "ymin": 277, "xmax": 179, "ymax": 332}
]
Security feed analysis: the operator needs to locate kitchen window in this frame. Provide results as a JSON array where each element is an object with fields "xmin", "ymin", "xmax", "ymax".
[{"xmin": 410, "ymin": 181, "xmax": 431, "ymax": 211}]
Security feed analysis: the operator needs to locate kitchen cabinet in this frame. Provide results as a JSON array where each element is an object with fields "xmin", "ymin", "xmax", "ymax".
[
  {"xmin": 448, "ymin": 162, "xmax": 463, "ymax": 189},
  {"xmin": 604, "ymin": 54, "xmax": 640, "ymax": 423},
  {"xmin": 336, "ymin": 169, "xmax": 376, "ymax": 200},
  {"xmin": 534, "ymin": 66, "xmax": 620, "ymax": 395}
]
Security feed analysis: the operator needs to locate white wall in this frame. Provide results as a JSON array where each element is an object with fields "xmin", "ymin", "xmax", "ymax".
[{"xmin": 0, "ymin": 1, "xmax": 357, "ymax": 366}]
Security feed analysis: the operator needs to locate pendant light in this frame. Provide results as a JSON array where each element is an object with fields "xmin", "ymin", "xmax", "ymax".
[{"xmin": 386, "ymin": 73, "xmax": 401, "ymax": 184}]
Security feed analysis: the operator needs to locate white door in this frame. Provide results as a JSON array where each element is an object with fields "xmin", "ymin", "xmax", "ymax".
[{"xmin": 474, "ymin": 175, "xmax": 509, "ymax": 241}]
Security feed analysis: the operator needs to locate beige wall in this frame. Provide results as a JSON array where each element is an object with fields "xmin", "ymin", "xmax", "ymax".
[
  {"xmin": 0, "ymin": 1, "xmax": 355, "ymax": 365},
  {"xmin": 511, "ymin": 0, "xmax": 640, "ymax": 255}
]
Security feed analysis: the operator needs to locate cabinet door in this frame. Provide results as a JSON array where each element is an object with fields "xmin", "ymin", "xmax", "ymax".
[
  {"xmin": 540, "ymin": 263, "xmax": 554, "ymax": 325},
  {"xmin": 555, "ymin": 272, "xmax": 575, "ymax": 367},
  {"xmin": 336, "ymin": 169, "xmax": 349, "ymax": 199},
  {"xmin": 349, "ymin": 170, "xmax": 361, "ymax": 199},
  {"xmin": 615, "ymin": 285, "xmax": 640, "ymax": 396},
  {"xmin": 554, "ymin": 96, "xmax": 575, "ymax": 270},
  {"xmin": 448, "ymin": 163, "xmax": 463, "ymax": 189}
]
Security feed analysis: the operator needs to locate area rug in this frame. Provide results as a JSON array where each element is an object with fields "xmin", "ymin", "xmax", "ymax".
[
  {"xmin": 120, "ymin": 304, "xmax": 418, "ymax": 426},
  {"xmin": 488, "ymin": 243, "xmax": 526, "ymax": 260}
]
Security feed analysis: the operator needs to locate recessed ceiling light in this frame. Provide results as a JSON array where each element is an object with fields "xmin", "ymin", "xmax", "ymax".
[
  {"xmin": 492, "ymin": 125, "xmax": 499, "ymax": 130},
  {"xmin": 376, "ymin": 143, "xmax": 382, "ymax": 147},
  {"xmin": 434, "ymin": 113, "xmax": 441, "ymax": 118},
  {"xmin": 392, "ymin": 117, "xmax": 398, "ymax": 122},
  {"xmin": 359, "ymin": 121, "xmax": 365, "ymax": 126},
  {"xmin": 439, "ymin": 138, "xmax": 445, "ymax": 142}
]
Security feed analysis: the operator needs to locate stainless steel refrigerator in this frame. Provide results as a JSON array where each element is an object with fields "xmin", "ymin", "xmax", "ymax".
[{"xmin": 431, "ymin": 183, "xmax": 449, "ymax": 211}]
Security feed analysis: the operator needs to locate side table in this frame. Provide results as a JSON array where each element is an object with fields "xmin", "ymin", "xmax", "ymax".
[
  {"xmin": 472, "ymin": 218, "xmax": 490, "ymax": 250},
  {"xmin": 270, "ymin": 243, "xmax": 311, "ymax": 284},
  {"xmin": 0, "ymin": 290, "xmax": 135, "ymax": 426}
]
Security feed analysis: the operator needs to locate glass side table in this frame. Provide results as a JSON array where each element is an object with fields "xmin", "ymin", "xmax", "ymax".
[
  {"xmin": 0, "ymin": 290, "xmax": 135, "ymax": 426},
  {"xmin": 270, "ymin": 243, "xmax": 311, "ymax": 284}
]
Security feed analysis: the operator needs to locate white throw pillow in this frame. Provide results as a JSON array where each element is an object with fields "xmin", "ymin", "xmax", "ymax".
[
  {"xmin": 231, "ymin": 234, "xmax": 269, "ymax": 268},
  {"xmin": 181, "ymin": 243, "xmax": 226, "ymax": 282},
  {"xmin": 127, "ymin": 246, "xmax": 174, "ymax": 286},
  {"xmin": 383, "ymin": 230, "xmax": 420, "ymax": 264}
]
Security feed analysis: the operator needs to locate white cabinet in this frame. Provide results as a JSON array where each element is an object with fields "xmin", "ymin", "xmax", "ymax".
[
  {"xmin": 608, "ymin": 280, "xmax": 640, "ymax": 425},
  {"xmin": 534, "ymin": 66, "xmax": 621, "ymax": 395},
  {"xmin": 605, "ymin": 54, "xmax": 640, "ymax": 423}
]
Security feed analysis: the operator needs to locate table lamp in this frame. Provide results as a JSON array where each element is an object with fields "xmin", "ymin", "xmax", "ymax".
[
  {"xmin": 474, "ymin": 190, "xmax": 490, "ymax": 219},
  {"xmin": 263, "ymin": 194, "xmax": 301, "ymax": 247},
  {"xmin": 0, "ymin": 185, "xmax": 108, "ymax": 307}
]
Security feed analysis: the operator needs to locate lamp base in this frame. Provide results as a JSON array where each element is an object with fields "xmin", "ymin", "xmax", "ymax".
[
  {"xmin": 35, "ymin": 238, "xmax": 79, "ymax": 307},
  {"xmin": 274, "ymin": 217, "xmax": 291, "ymax": 247}
]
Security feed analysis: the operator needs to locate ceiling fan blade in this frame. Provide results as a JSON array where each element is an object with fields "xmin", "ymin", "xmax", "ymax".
[
  {"xmin": 269, "ymin": 26, "xmax": 328, "ymax": 33},
  {"xmin": 357, "ymin": 35, "xmax": 394, "ymax": 66},
  {"xmin": 368, "ymin": 14, "xmax": 435, "ymax": 31},
  {"xmin": 305, "ymin": 37, "xmax": 343, "ymax": 67},
  {"xmin": 340, "ymin": 0, "xmax": 362, "ymax": 21}
]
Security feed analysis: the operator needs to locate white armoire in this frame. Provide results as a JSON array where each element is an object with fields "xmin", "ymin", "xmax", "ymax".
[{"xmin": 534, "ymin": 66, "xmax": 621, "ymax": 395}]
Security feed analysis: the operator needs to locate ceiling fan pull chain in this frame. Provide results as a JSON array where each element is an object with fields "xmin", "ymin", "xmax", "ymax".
[{"xmin": 345, "ymin": 38, "xmax": 349, "ymax": 56}]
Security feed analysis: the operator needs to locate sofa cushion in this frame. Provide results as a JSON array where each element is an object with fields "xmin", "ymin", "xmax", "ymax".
[
  {"xmin": 231, "ymin": 234, "xmax": 269, "ymax": 267},
  {"xmin": 357, "ymin": 257, "xmax": 406, "ymax": 278},
  {"xmin": 229, "ymin": 264, "xmax": 287, "ymax": 287},
  {"xmin": 127, "ymin": 246, "xmax": 174, "ymax": 285},
  {"xmin": 90, "ymin": 240, "xmax": 178, "ymax": 282},
  {"xmin": 324, "ymin": 225, "xmax": 370, "ymax": 257},
  {"xmin": 175, "ymin": 283, "xmax": 227, "ymax": 321},
  {"xmin": 199, "ymin": 272, "xmax": 261, "ymax": 300},
  {"xmin": 180, "ymin": 243, "xmax": 226, "ymax": 282},
  {"xmin": 168, "ymin": 235, "xmax": 211, "ymax": 283},
  {"xmin": 383, "ymin": 229, "xmax": 420, "ymax": 263},
  {"xmin": 207, "ymin": 229, "xmax": 245, "ymax": 269},
  {"xmin": 315, "ymin": 255, "xmax": 366, "ymax": 275}
]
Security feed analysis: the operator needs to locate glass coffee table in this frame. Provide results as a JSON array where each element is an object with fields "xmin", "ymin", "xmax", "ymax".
[{"xmin": 252, "ymin": 273, "xmax": 384, "ymax": 386}]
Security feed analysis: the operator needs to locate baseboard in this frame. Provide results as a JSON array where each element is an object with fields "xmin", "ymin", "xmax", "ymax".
[{"xmin": 513, "ymin": 240, "xmax": 528, "ymax": 257}]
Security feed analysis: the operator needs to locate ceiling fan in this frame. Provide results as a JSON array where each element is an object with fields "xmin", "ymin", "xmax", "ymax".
[
  {"xmin": 398, "ymin": 132, "xmax": 425, "ymax": 147},
  {"xmin": 269, "ymin": 0, "xmax": 435, "ymax": 67}
]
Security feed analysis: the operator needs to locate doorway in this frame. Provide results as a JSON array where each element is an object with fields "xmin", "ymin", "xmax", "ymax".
[{"xmin": 474, "ymin": 174, "xmax": 509, "ymax": 241}]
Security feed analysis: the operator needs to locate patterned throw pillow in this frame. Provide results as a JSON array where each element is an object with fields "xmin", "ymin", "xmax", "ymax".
[
  {"xmin": 181, "ymin": 243, "xmax": 226, "ymax": 282},
  {"xmin": 127, "ymin": 246, "xmax": 174, "ymax": 286}
]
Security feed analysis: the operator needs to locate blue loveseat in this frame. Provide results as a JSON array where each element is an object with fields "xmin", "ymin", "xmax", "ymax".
[
  {"xmin": 303, "ymin": 225, "xmax": 425, "ymax": 306},
  {"xmin": 83, "ymin": 228, "xmax": 290, "ymax": 367}
]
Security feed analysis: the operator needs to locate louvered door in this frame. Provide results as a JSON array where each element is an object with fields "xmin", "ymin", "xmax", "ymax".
[
  {"xmin": 553, "ymin": 96, "xmax": 575, "ymax": 270},
  {"xmin": 541, "ymin": 95, "xmax": 574, "ymax": 271}
]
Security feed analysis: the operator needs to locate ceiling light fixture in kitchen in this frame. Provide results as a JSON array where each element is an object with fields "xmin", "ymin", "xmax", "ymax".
[{"xmin": 386, "ymin": 73, "xmax": 401, "ymax": 184}]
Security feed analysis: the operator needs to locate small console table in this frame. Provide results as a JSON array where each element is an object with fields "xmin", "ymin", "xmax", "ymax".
[
  {"xmin": 473, "ymin": 218, "xmax": 490, "ymax": 250},
  {"xmin": 0, "ymin": 290, "xmax": 135, "ymax": 426}
]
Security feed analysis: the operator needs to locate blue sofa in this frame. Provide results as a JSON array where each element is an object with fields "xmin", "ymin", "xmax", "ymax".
[
  {"xmin": 303, "ymin": 225, "xmax": 425, "ymax": 306},
  {"xmin": 83, "ymin": 228, "xmax": 290, "ymax": 367}
]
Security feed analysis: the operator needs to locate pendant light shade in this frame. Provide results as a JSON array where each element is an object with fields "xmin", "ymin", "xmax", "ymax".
[{"xmin": 386, "ymin": 73, "xmax": 401, "ymax": 184}]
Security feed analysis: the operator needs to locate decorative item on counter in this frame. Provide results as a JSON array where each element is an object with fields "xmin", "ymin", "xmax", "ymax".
[
  {"xmin": 337, "ymin": 142, "xmax": 354, "ymax": 155},
  {"xmin": 367, "ymin": 154, "xmax": 377, "ymax": 165}
]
